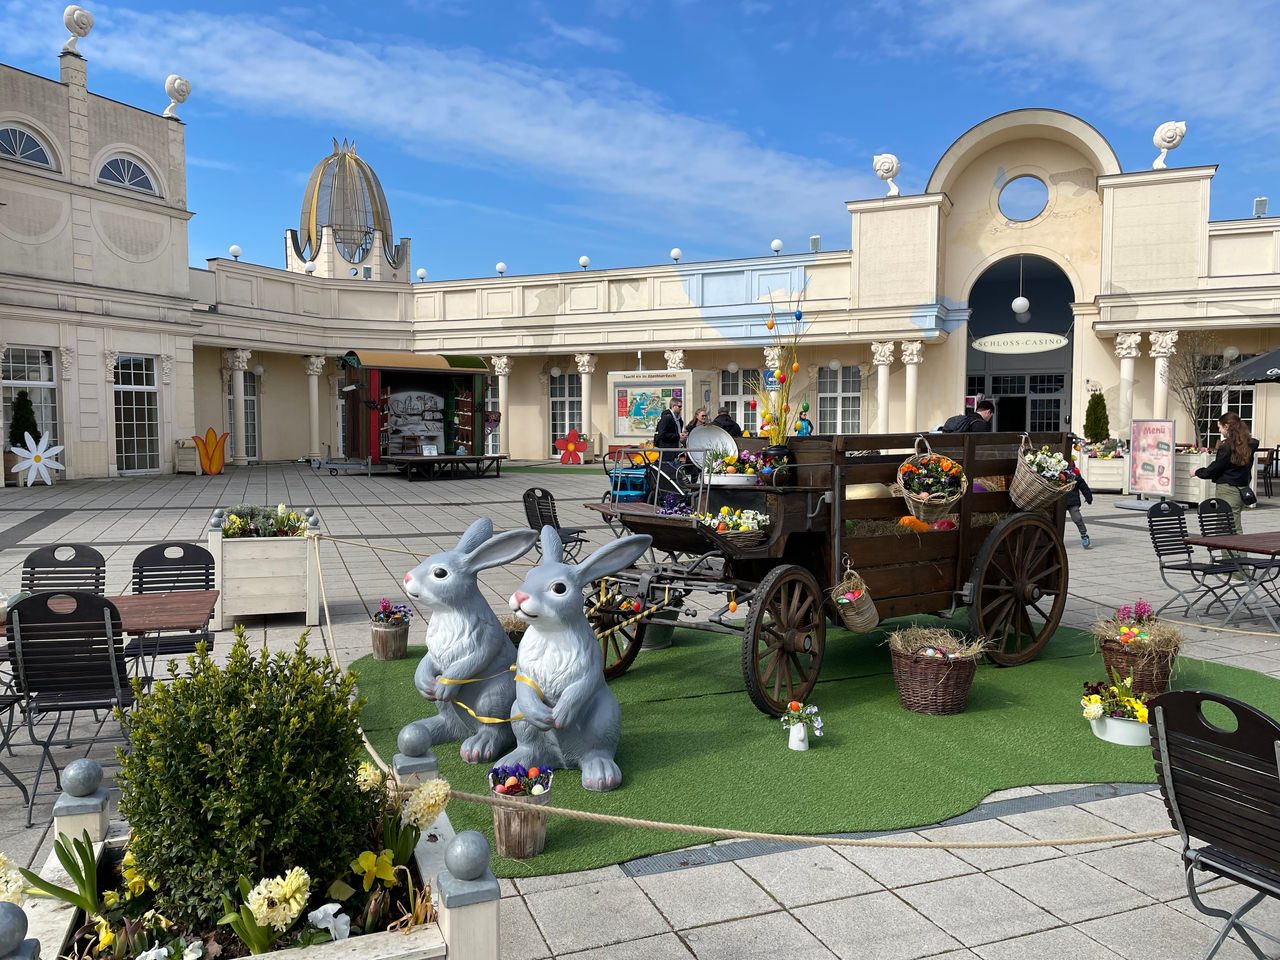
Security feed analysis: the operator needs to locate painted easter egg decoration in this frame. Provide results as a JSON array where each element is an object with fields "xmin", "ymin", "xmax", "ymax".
[
  {"xmin": 791, "ymin": 361, "xmax": 799, "ymax": 372},
  {"xmin": 749, "ymin": 399, "xmax": 757, "ymax": 409},
  {"xmin": 801, "ymin": 401, "xmax": 810, "ymax": 413},
  {"xmin": 778, "ymin": 372, "xmax": 786, "ymax": 384}
]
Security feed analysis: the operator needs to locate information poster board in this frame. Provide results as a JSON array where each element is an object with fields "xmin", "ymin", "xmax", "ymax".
[
  {"xmin": 1129, "ymin": 419, "xmax": 1175, "ymax": 495},
  {"xmin": 613, "ymin": 382, "xmax": 684, "ymax": 438}
]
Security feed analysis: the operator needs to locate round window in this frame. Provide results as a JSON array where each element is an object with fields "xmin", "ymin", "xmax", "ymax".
[{"xmin": 998, "ymin": 176, "xmax": 1049, "ymax": 222}]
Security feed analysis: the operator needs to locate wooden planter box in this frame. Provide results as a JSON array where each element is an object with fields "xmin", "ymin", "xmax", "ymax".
[
  {"xmin": 1079, "ymin": 456, "xmax": 1127, "ymax": 493},
  {"xmin": 26, "ymin": 828, "xmax": 450, "ymax": 960},
  {"xmin": 208, "ymin": 517, "xmax": 320, "ymax": 629},
  {"xmin": 1173, "ymin": 452, "xmax": 1215, "ymax": 504}
]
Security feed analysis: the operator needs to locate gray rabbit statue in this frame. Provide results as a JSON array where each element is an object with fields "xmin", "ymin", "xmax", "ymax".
[
  {"xmin": 403, "ymin": 518, "xmax": 538, "ymax": 763},
  {"xmin": 500, "ymin": 526, "xmax": 653, "ymax": 791}
]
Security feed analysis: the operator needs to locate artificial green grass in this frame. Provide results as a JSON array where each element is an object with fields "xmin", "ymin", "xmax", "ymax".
[{"xmin": 352, "ymin": 620, "xmax": 1280, "ymax": 878}]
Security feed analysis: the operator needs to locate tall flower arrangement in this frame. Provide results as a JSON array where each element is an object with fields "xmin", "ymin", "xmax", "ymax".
[{"xmin": 751, "ymin": 281, "xmax": 812, "ymax": 446}]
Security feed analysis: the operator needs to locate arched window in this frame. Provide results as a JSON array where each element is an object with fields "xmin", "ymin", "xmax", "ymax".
[
  {"xmin": 98, "ymin": 156, "xmax": 156, "ymax": 195},
  {"xmin": 0, "ymin": 126, "xmax": 55, "ymax": 169}
]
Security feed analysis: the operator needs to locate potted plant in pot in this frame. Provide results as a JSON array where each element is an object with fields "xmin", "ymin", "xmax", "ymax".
[
  {"xmin": 1092, "ymin": 599, "xmax": 1181, "ymax": 697},
  {"xmin": 1081, "ymin": 671, "xmax": 1151, "ymax": 746},
  {"xmin": 208, "ymin": 504, "xmax": 319, "ymax": 629},
  {"xmin": 780, "ymin": 700, "xmax": 824, "ymax": 751},
  {"xmin": 886, "ymin": 626, "xmax": 986, "ymax": 715},
  {"xmin": 487, "ymin": 764, "xmax": 555, "ymax": 859},
  {"xmin": 371, "ymin": 598, "xmax": 414, "ymax": 661}
]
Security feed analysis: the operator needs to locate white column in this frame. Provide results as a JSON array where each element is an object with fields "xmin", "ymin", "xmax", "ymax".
[
  {"xmin": 1114, "ymin": 332, "xmax": 1141, "ymax": 438},
  {"xmin": 1149, "ymin": 331, "xmax": 1178, "ymax": 422},
  {"xmin": 304, "ymin": 355, "xmax": 325, "ymax": 459},
  {"xmin": 491, "ymin": 356, "xmax": 511, "ymax": 456},
  {"xmin": 900, "ymin": 341, "xmax": 922, "ymax": 433},
  {"xmin": 226, "ymin": 348, "xmax": 251, "ymax": 466},
  {"xmin": 575, "ymin": 353, "xmax": 597, "ymax": 461},
  {"xmin": 872, "ymin": 341, "xmax": 895, "ymax": 434}
]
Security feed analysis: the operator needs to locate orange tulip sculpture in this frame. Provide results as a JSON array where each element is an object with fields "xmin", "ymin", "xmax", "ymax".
[{"xmin": 192, "ymin": 427, "xmax": 230, "ymax": 475}]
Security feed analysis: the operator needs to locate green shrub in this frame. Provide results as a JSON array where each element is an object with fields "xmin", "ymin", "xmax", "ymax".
[
  {"xmin": 7, "ymin": 389, "xmax": 39, "ymax": 449},
  {"xmin": 118, "ymin": 627, "xmax": 382, "ymax": 930},
  {"xmin": 1084, "ymin": 392, "xmax": 1110, "ymax": 443}
]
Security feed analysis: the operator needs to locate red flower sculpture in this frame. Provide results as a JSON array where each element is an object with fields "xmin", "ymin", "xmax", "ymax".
[{"xmin": 555, "ymin": 429, "xmax": 584, "ymax": 465}]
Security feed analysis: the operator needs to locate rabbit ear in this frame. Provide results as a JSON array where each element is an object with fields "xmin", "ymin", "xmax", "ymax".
[
  {"xmin": 456, "ymin": 517, "xmax": 493, "ymax": 553},
  {"xmin": 572, "ymin": 535, "xmax": 652, "ymax": 587},
  {"xmin": 462, "ymin": 528, "xmax": 538, "ymax": 573},
  {"xmin": 539, "ymin": 526, "xmax": 564, "ymax": 565}
]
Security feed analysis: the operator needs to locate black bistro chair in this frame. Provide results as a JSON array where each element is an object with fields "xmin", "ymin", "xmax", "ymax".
[
  {"xmin": 1152, "ymin": 689, "xmax": 1280, "ymax": 959},
  {"xmin": 523, "ymin": 488, "xmax": 587, "ymax": 562},
  {"xmin": 8, "ymin": 591, "xmax": 132, "ymax": 825},
  {"xmin": 21, "ymin": 544, "xmax": 106, "ymax": 596},
  {"xmin": 1148, "ymin": 501, "xmax": 1238, "ymax": 616},
  {"xmin": 126, "ymin": 542, "xmax": 216, "ymax": 676}
]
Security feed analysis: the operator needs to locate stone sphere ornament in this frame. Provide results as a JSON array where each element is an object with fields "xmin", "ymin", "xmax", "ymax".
[
  {"xmin": 63, "ymin": 758, "xmax": 103, "ymax": 796},
  {"xmin": 397, "ymin": 722, "xmax": 432, "ymax": 757},
  {"xmin": 445, "ymin": 831, "xmax": 491, "ymax": 881},
  {"xmin": 0, "ymin": 902, "xmax": 28, "ymax": 957}
]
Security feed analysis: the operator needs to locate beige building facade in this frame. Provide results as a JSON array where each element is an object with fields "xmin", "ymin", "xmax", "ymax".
[{"xmin": 3, "ymin": 21, "xmax": 1279, "ymax": 480}]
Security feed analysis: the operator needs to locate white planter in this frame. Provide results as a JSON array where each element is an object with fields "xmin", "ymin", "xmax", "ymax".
[
  {"xmin": 208, "ymin": 513, "xmax": 320, "ymax": 630},
  {"xmin": 1089, "ymin": 716, "xmax": 1150, "ymax": 747},
  {"xmin": 1173, "ymin": 453, "xmax": 1215, "ymax": 504},
  {"xmin": 707, "ymin": 474, "xmax": 758, "ymax": 486},
  {"xmin": 788, "ymin": 724, "xmax": 809, "ymax": 751},
  {"xmin": 1080, "ymin": 456, "xmax": 1126, "ymax": 493},
  {"xmin": 27, "ymin": 827, "xmax": 454, "ymax": 960}
]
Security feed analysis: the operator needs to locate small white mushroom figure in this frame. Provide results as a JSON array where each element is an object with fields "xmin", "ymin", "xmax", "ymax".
[
  {"xmin": 163, "ymin": 75, "xmax": 191, "ymax": 119},
  {"xmin": 873, "ymin": 153, "xmax": 900, "ymax": 197},
  {"xmin": 62, "ymin": 5, "xmax": 94, "ymax": 54},
  {"xmin": 1152, "ymin": 121, "xmax": 1187, "ymax": 170}
]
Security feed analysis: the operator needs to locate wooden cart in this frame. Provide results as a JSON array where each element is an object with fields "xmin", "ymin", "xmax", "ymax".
[{"xmin": 585, "ymin": 431, "xmax": 1071, "ymax": 715}]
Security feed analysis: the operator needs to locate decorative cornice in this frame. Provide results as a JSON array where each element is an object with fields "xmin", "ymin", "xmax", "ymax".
[
  {"xmin": 1148, "ymin": 330, "xmax": 1179, "ymax": 358},
  {"xmin": 59, "ymin": 346, "xmax": 76, "ymax": 381},
  {"xmin": 103, "ymin": 349, "xmax": 119, "ymax": 381},
  {"xmin": 871, "ymin": 341, "xmax": 895, "ymax": 366},
  {"xmin": 225, "ymin": 348, "xmax": 252, "ymax": 371},
  {"xmin": 574, "ymin": 353, "xmax": 598, "ymax": 375},
  {"xmin": 160, "ymin": 354, "xmax": 173, "ymax": 384},
  {"xmin": 664, "ymin": 349, "xmax": 685, "ymax": 371},
  {"xmin": 900, "ymin": 341, "xmax": 923, "ymax": 365},
  {"xmin": 490, "ymin": 355, "xmax": 512, "ymax": 377},
  {"xmin": 304, "ymin": 355, "xmax": 326, "ymax": 377},
  {"xmin": 1114, "ymin": 332, "xmax": 1142, "ymax": 360}
]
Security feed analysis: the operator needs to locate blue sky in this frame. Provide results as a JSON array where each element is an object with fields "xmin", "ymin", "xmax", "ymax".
[{"xmin": 2, "ymin": 0, "xmax": 1278, "ymax": 280}]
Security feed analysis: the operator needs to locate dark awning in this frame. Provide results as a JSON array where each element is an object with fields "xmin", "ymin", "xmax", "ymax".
[
  {"xmin": 342, "ymin": 351, "xmax": 487, "ymax": 373},
  {"xmin": 1211, "ymin": 349, "xmax": 1280, "ymax": 385}
]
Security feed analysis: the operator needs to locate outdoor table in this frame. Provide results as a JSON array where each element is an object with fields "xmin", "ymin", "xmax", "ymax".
[
  {"xmin": 0, "ymin": 590, "xmax": 219, "ymax": 638},
  {"xmin": 1183, "ymin": 534, "xmax": 1280, "ymax": 631}
]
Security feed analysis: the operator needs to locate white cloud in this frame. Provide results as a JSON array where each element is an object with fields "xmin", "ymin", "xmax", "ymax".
[
  {"xmin": 0, "ymin": 2, "xmax": 868, "ymax": 243},
  {"xmin": 186, "ymin": 155, "xmax": 239, "ymax": 172},
  {"xmin": 898, "ymin": 0, "xmax": 1280, "ymax": 139},
  {"xmin": 540, "ymin": 16, "xmax": 622, "ymax": 53}
]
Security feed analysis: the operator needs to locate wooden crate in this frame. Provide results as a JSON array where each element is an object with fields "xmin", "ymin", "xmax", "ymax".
[{"xmin": 207, "ymin": 526, "xmax": 320, "ymax": 630}]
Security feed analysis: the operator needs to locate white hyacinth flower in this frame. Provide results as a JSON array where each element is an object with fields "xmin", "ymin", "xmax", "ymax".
[
  {"xmin": 1083, "ymin": 702, "xmax": 1104, "ymax": 721},
  {"xmin": 9, "ymin": 431, "xmax": 64, "ymax": 486}
]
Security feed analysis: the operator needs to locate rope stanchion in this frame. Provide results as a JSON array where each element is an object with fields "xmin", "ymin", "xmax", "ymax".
[{"xmin": 311, "ymin": 535, "xmax": 1176, "ymax": 852}]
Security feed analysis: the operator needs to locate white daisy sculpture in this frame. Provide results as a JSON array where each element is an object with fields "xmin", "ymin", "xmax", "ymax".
[{"xmin": 10, "ymin": 432, "xmax": 64, "ymax": 486}]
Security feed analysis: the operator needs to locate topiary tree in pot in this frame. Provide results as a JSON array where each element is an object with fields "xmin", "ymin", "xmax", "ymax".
[
  {"xmin": 7, "ymin": 388, "xmax": 40, "ymax": 449},
  {"xmin": 117, "ymin": 626, "xmax": 385, "ymax": 930},
  {"xmin": 1084, "ymin": 392, "xmax": 1110, "ymax": 443}
]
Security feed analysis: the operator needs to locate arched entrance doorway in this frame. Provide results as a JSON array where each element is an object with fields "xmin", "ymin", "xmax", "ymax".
[{"xmin": 966, "ymin": 255, "xmax": 1074, "ymax": 433}]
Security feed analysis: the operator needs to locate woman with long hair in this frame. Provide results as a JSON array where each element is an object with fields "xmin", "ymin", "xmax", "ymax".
[{"xmin": 1192, "ymin": 411, "xmax": 1259, "ymax": 539}]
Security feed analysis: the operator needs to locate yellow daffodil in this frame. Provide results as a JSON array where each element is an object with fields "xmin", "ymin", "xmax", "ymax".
[
  {"xmin": 103, "ymin": 891, "xmax": 119, "ymax": 909},
  {"xmin": 350, "ymin": 850, "xmax": 396, "ymax": 892},
  {"xmin": 93, "ymin": 915, "xmax": 115, "ymax": 952},
  {"xmin": 719, "ymin": 506, "xmax": 730, "ymax": 515}
]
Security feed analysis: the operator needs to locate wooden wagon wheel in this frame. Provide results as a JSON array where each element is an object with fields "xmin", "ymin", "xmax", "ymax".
[
  {"xmin": 969, "ymin": 513, "xmax": 1068, "ymax": 666},
  {"xmin": 586, "ymin": 596, "xmax": 647, "ymax": 681},
  {"xmin": 741, "ymin": 565, "xmax": 826, "ymax": 716}
]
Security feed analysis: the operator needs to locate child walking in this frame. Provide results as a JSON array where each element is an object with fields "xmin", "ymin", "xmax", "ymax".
[{"xmin": 1066, "ymin": 463, "xmax": 1094, "ymax": 548}]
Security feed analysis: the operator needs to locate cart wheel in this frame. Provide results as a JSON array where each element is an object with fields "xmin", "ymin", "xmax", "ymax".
[
  {"xmin": 742, "ymin": 565, "xmax": 826, "ymax": 716},
  {"xmin": 329, "ymin": 468, "xmax": 338, "ymax": 476},
  {"xmin": 969, "ymin": 513, "xmax": 1068, "ymax": 666},
  {"xmin": 587, "ymin": 599, "xmax": 647, "ymax": 681}
]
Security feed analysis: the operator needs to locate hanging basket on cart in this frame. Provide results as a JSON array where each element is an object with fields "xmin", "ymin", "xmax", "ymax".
[
  {"xmin": 1011, "ymin": 437, "xmax": 1076, "ymax": 511},
  {"xmin": 696, "ymin": 509, "xmax": 770, "ymax": 547},
  {"xmin": 887, "ymin": 627, "xmax": 986, "ymax": 715},
  {"xmin": 830, "ymin": 562, "xmax": 879, "ymax": 633},
  {"xmin": 893, "ymin": 437, "xmax": 968, "ymax": 522}
]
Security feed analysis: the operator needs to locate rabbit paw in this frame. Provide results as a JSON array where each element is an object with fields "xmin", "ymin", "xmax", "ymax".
[
  {"xmin": 460, "ymin": 730, "xmax": 504, "ymax": 764},
  {"xmin": 552, "ymin": 698, "xmax": 578, "ymax": 730},
  {"xmin": 580, "ymin": 754, "xmax": 622, "ymax": 792},
  {"xmin": 434, "ymin": 677, "xmax": 461, "ymax": 702},
  {"xmin": 521, "ymin": 700, "xmax": 555, "ymax": 731}
]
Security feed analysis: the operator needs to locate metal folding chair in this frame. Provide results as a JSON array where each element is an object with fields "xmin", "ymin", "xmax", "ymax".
[
  {"xmin": 1152, "ymin": 689, "xmax": 1280, "ymax": 959},
  {"xmin": 21, "ymin": 543, "xmax": 106, "ymax": 596},
  {"xmin": 125, "ymin": 542, "xmax": 215, "ymax": 678},
  {"xmin": 1147, "ymin": 501, "xmax": 1237, "ymax": 616},
  {"xmin": 523, "ymin": 488, "xmax": 587, "ymax": 562},
  {"xmin": 8, "ymin": 591, "xmax": 132, "ymax": 825}
]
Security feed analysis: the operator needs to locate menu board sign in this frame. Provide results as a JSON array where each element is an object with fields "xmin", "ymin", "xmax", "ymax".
[{"xmin": 1129, "ymin": 419, "xmax": 1175, "ymax": 495}]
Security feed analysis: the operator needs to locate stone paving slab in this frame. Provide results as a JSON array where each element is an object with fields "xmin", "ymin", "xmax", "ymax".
[{"xmin": 6, "ymin": 469, "xmax": 1280, "ymax": 959}]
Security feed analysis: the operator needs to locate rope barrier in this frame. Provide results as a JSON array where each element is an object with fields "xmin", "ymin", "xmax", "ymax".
[{"xmin": 311, "ymin": 535, "xmax": 1177, "ymax": 852}]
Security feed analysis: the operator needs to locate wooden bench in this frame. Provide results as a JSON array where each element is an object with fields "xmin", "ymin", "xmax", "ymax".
[{"xmin": 382, "ymin": 454, "xmax": 507, "ymax": 481}]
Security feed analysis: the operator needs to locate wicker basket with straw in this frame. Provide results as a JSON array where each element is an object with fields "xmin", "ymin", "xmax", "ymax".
[
  {"xmin": 893, "ymin": 437, "xmax": 968, "ymax": 522},
  {"xmin": 1010, "ymin": 436, "xmax": 1076, "ymax": 511},
  {"xmin": 886, "ymin": 626, "xmax": 986, "ymax": 716},
  {"xmin": 830, "ymin": 563, "xmax": 879, "ymax": 633}
]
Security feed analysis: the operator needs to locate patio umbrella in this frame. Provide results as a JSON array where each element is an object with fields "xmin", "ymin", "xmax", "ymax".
[{"xmin": 1211, "ymin": 348, "xmax": 1280, "ymax": 384}]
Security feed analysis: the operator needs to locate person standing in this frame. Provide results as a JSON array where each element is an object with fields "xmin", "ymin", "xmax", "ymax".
[
  {"xmin": 938, "ymin": 399, "xmax": 995, "ymax": 433},
  {"xmin": 686, "ymin": 406, "xmax": 709, "ymax": 433},
  {"xmin": 1065, "ymin": 463, "xmax": 1094, "ymax": 548},
  {"xmin": 1192, "ymin": 411, "xmax": 1259, "ymax": 540},
  {"xmin": 653, "ymin": 397, "xmax": 684, "ymax": 465},
  {"xmin": 712, "ymin": 407, "xmax": 743, "ymax": 437}
]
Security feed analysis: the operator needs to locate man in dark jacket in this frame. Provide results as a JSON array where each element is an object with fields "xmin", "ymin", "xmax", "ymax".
[
  {"xmin": 938, "ymin": 399, "xmax": 995, "ymax": 433},
  {"xmin": 653, "ymin": 398, "xmax": 684, "ymax": 464},
  {"xmin": 1065, "ymin": 464, "xmax": 1094, "ymax": 548},
  {"xmin": 711, "ymin": 407, "xmax": 743, "ymax": 438}
]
